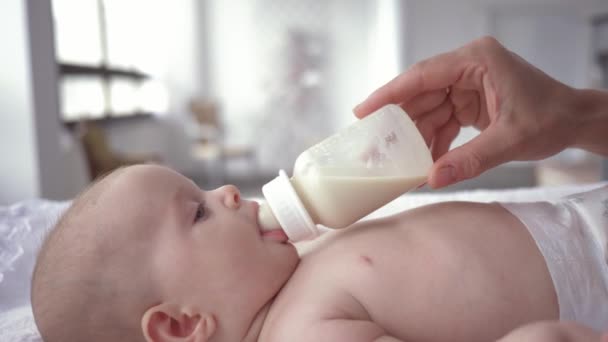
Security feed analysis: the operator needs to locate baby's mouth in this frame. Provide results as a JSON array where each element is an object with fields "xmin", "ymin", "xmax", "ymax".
[
  {"xmin": 249, "ymin": 200, "xmax": 289, "ymax": 243},
  {"xmin": 261, "ymin": 229, "xmax": 289, "ymax": 243}
]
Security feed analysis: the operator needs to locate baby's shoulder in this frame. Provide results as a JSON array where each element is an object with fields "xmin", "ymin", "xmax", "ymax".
[{"xmin": 261, "ymin": 256, "xmax": 372, "ymax": 341}]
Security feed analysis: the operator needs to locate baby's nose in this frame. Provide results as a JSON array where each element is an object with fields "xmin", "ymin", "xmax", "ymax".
[{"xmin": 218, "ymin": 185, "xmax": 240, "ymax": 209}]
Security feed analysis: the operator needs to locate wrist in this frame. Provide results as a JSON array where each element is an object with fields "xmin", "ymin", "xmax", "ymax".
[{"xmin": 568, "ymin": 87, "xmax": 608, "ymax": 156}]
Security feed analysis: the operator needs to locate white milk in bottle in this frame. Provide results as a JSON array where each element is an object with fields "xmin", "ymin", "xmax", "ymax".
[{"xmin": 258, "ymin": 104, "xmax": 433, "ymax": 242}]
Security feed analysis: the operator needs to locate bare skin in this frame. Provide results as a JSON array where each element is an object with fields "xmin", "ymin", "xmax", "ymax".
[
  {"xmin": 348, "ymin": 35, "xmax": 608, "ymax": 340},
  {"xmin": 33, "ymin": 165, "xmax": 582, "ymax": 341},
  {"xmin": 354, "ymin": 36, "xmax": 608, "ymax": 189},
  {"xmin": 497, "ymin": 321, "xmax": 605, "ymax": 342},
  {"xmin": 260, "ymin": 202, "xmax": 558, "ymax": 342}
]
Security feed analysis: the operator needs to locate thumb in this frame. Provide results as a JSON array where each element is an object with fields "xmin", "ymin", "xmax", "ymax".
[{"xmin": 428, "ymin": 126, "xmax": 515, "ymax": 188}]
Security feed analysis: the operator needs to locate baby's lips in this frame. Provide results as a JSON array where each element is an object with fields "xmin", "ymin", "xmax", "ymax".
[
  {"xmin": 257, "ymin": 200, "xmax": 283, "ymax": 232},
  {"xmin": 262, "ymin": 229, "xmax": 289, "ymax": 243}
]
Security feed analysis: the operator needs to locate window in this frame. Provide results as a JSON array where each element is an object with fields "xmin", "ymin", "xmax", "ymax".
[{"xmin": 52, "ymin": 0, "xmax": 166, "ymax": 122}]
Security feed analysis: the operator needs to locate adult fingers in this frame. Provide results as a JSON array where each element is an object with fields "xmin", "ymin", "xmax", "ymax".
[
  {"xmin": 414, "ymin": 98, "xmax": 453, "ymax": 146},
  {"xmin": 401, "ymin": 89, "xmax": 448, "ymax": 118},
  {"xmin": 427, "ymin": 125, "xmax": 514, "ymax": 188},
  {"xmin": 354, "ymin": 49, "xmax": 467, "ymax": 118},
  {"xmin": 430, "ymin": 116, "xmax": 460, "ymax": 161},
  {"xmin": 449, "ymin": 88, "xmax": 483, "ymax": 128}
]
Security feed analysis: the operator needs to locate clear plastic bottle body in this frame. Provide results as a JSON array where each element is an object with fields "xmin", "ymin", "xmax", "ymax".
[{"xmin": 259, "ymin": 104, "xmax": 433, "ymax": 241}]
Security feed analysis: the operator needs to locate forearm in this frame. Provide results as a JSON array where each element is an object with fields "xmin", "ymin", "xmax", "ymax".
[{"xmin": 570, "ymin": 88, "xmax": 608, "ymax": 156}]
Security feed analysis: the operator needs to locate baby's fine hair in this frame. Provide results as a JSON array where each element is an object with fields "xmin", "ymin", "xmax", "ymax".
[{"xmin": 31, "ymin": 167, "xmax": 149, "ymax": 342}]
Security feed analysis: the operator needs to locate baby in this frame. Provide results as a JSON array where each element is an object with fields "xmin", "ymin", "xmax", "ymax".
[{"xmin": 31, "ymin": 164, "xmax": 607, "ymax": 341}]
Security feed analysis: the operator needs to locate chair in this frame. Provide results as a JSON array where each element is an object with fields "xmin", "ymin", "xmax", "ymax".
[
  {"xmin": 78, "ymin": 120, "xmax": 160, "ymax": 181},
  {"xmin": 189, "ymin": 100, "xmax": 257, "ymax": 184}
]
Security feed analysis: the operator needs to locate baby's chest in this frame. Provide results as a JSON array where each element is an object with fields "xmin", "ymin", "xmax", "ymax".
[
  {"xmin": 270, "ymin": 244, "xmax": 415, "ymax": 336},
  {"xmin": 304, "ymin": 227, "xmax": 418, "ymax": 298}
]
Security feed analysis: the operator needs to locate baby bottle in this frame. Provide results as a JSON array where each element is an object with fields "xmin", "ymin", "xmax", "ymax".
[{"xmin": 258, "ymin": 104, "xmax": 433, "ymax": 242}]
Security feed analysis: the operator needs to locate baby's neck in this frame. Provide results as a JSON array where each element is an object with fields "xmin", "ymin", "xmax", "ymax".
[
  {"xmin": 247, "ymin": 250, "xmax": 306, "ymax": 340},
  {"xmin": 242, "ymin": 298, "xmax": 274, "ymax": 342}
]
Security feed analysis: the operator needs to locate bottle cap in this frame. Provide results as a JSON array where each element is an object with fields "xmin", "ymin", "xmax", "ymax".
[{"xmin": 262, "ymin": 170, "xmax": 319, "ymax": 242}]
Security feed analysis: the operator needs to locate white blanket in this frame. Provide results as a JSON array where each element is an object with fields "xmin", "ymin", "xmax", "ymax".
[
  {"xmin": 1, "ymin": 183, "xmax": 604, "ymax": 341},
  {"xmin": 0, "ymin": 200, "xmax": 69, "ymax": 341}
]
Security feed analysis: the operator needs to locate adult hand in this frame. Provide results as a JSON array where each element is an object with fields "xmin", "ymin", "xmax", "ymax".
[{"xmin": 354, "ymin": 36, "xmax": 591, "ymax": 188}]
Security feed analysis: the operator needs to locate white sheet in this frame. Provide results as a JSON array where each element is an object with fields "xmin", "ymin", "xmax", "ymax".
[
  {"xmin": 1, "ymin": 183, "xmax": 605, "ymax": 341},
  {"xmin": 0, "ymin": 199, "xmax": 69, "ymax": 340}
]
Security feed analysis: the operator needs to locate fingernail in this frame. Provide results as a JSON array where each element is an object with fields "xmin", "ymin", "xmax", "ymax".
[
  {"xmin": 435, "ymin": 165, "xmax": 455, "ymax": 187},
  {"xmin": 353, "ymin": 103, "xmax": 361, "ymax": 113}
]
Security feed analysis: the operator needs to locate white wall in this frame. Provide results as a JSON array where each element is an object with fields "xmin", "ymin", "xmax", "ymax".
[
  {"xmin": 328, "ymin": 0, "xmax": 380, "ymax": 130},
  {"xmin": 205, "ymin": 0, "xmax": 259, "ymax": 146},
  {"xmin": 403, "ymin": 0, "xmax": 489, "ymax": 66},
  {"xmin": 329, "ymin": 0, "xmax": 404, "ymax": 130},
  {"xmin": 402, "ymin": 0, "xmax": 608, "ymax": 91},
  {"xmin": 489, "ymin": 7, "xmax": 592, "ymax": 88},
  {"xmin": 0, "ymin": 0, "xmax": 43, "ymax": 204}
]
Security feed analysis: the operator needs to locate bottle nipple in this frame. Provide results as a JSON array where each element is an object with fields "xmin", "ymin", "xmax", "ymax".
[
  {"xmin": 258, "ymin": 201, "xmax": 282, "ymax": 232},
  {"xmin": 260, "ymin": 170, "xmax": 320, "ymax": 242}
]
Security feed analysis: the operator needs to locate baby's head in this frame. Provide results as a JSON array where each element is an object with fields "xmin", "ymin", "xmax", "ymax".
[{"xmin": 31, "ymin": 164, "xmax": 298, "ymax": 341}]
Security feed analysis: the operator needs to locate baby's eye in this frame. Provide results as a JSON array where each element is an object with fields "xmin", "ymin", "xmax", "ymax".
[{"xmin": 194, "ymin": 202, "xmax": 207, "ymax": 222}]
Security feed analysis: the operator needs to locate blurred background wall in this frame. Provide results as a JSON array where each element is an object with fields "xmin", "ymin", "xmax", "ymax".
[{"xmin": 1, "ymin": 0, "xmax": 607, "ymax": 204}]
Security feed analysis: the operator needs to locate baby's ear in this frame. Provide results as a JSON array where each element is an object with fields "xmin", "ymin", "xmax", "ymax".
[{"xmin": 141, "ymin": 303, "xmax": 216, "ymax": 342}]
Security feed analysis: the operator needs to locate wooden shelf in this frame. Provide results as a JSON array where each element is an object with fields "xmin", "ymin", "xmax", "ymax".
[
  {"xmin": 59, "ymin": 63, "xmax": 149, "ymax": 80},
  {"xmin": 62, "ymin": 112, "xmax": 154, "ymax": 126}
]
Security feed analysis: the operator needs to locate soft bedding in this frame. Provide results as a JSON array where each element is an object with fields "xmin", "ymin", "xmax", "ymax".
[
  {"xmin": 0, "ymin": 200, "xmax": 69, "ymax": 341},
  {"xmin": 1, "ymin": 183, "xmax": 605, "ymax": 341}
]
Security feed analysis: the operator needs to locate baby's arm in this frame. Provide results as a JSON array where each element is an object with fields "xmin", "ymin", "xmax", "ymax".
[
  {"xmin": 304, "ymin": 319, "xmax": 403, "ymax": 342},
  {"xmin": 497, "ymin": 321, "xmax": 602, "ymax": 342}
]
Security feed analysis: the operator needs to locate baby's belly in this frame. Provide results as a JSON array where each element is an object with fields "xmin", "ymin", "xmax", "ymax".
[{"xmin": 291, "ymin": 202, "xmax": 558, "ymax": 342}]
